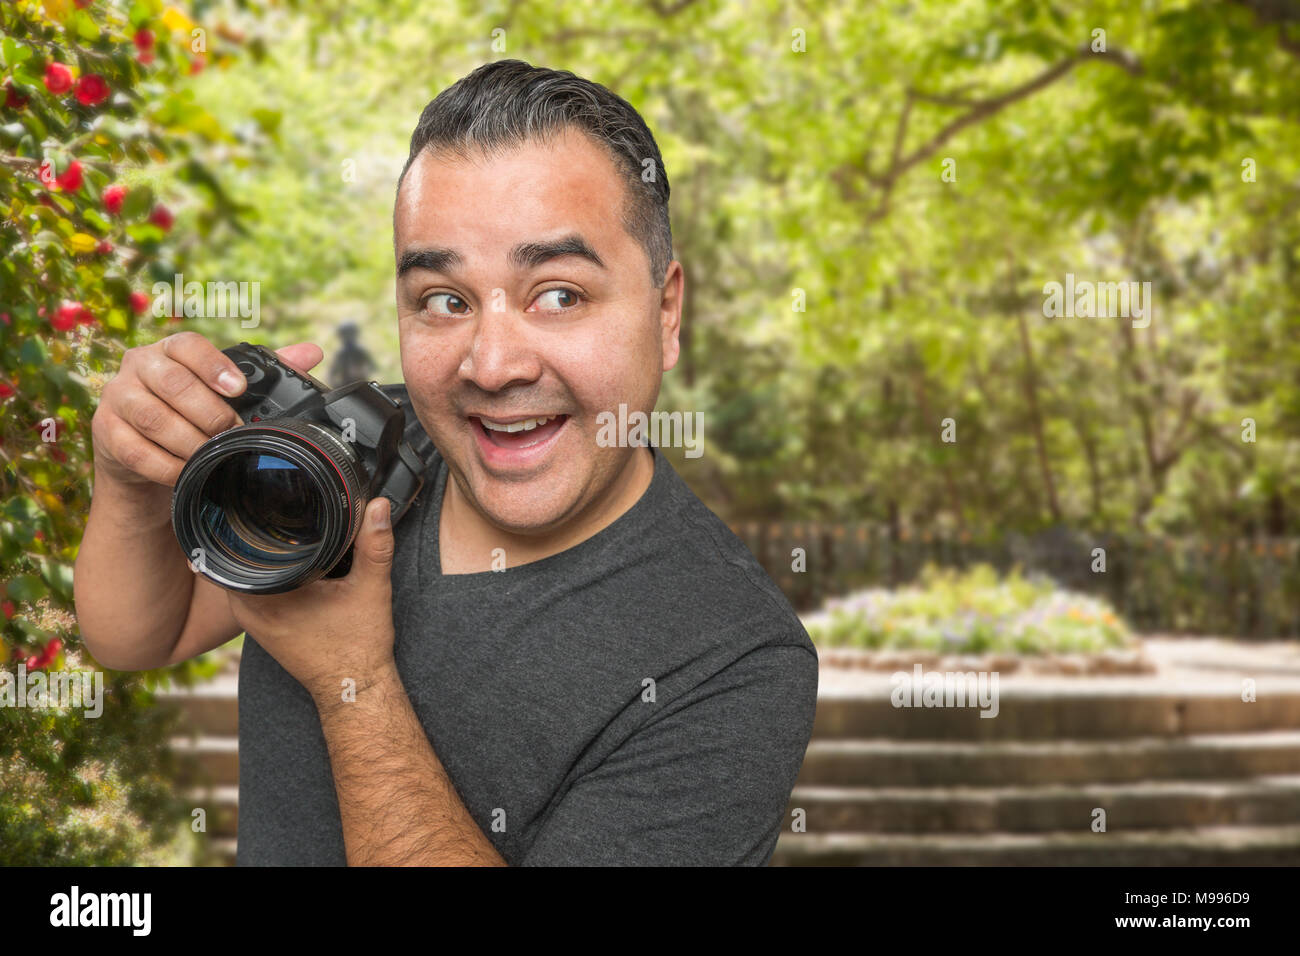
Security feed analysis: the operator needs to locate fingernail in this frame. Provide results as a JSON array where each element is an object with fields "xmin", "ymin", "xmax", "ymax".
[
  {"xmin": 217, "ymin": 370, "xmax": 245, "ymax": 396},
  {"xmin": 373, "ymin": 498, "xmax": 391, "ymax": 529}
]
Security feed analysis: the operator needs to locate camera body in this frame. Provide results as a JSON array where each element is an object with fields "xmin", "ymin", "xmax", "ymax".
[{"xmin": 171, "ymin": 342, "xmax": 436, "ymax": 594}]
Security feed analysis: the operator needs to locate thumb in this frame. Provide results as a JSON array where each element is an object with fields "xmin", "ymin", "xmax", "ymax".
[
  {"xmin": 351, "ymin": 497, "xmax": 395, "ymax": 584},
  {"xmin": 274, "ymin": 342, "xmax": 325, "ymax": 374}
]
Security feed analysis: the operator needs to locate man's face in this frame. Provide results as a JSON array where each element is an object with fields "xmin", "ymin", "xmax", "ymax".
[{"xmin": 394, "ymin": 127, "xmax": 681, "ymax": 534}]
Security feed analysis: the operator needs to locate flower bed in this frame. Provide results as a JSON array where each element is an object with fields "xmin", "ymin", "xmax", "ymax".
[{"xmin": 805, "ymin": 564, "xmax": 1154, "ymax": 674}]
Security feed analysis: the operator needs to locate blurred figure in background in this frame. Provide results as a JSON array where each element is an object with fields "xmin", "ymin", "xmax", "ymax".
[{"xmin": 329, "ymin": 321, "xmax": 375, "ymax": 385}]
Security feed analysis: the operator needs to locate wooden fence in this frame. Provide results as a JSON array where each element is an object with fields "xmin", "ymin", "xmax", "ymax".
[{"xmin": 728, "ymin": 523, "xmax": 1300, "ymax": 639}]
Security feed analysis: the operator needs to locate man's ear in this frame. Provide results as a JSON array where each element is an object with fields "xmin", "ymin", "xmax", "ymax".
[{"xmin": 659, "ymin": 260, "xmax": 684, "ymax": 372}]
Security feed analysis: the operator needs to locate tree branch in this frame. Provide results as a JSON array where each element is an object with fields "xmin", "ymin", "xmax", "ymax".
[
  {"xmin": 645, "ymin": 0, "xmax": 699, "ymax": 16},
  {"xmin": 1231, "ymin": 0, "xmax": 1300, "ymax": 59},
  {"xmin": 839, "ymin": 42, "xmax": 1144, "ymax": 215}
]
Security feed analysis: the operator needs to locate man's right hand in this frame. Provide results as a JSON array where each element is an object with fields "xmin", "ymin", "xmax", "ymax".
[
  {"xmin": 75, "ymin": 332, "xmax": 325, "ymax": 671},
  {"xmin": 90, "ymin": 331, "xmax": 324, "ymax": 488}
]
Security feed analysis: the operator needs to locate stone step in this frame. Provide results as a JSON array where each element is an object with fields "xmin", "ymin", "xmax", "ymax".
[
  {"xmin": 170, "ymin": 735, "xmax": 239, "ymax": 787},
  {"xmin": 797, "ymin": 730, "xmax": 1300, "ymax": 786},
  {"xmin": 770, "ymin": 823, "xmax": 1300, "ymax": 866},
  {"xmin": 183, "ymin": 785, "xmax": 239, "ymax": 838},
  {"xmin": 162, "ymin": 675, "xmax": 1300, "ymax": 741},
  {"xmin": 158, "ymin": 676, "xmax": 239, "ymax": 736},
  {"xmin": 813, "ymin": 687, "xmax": 1300, "ymax": 740},
  {"xmin": 789, "ymin": 774, "xmax": 1300, "ymax": 832},
  {"xmin": 209, "ymin": 837, "xmax": 237, "ymax": 867}
]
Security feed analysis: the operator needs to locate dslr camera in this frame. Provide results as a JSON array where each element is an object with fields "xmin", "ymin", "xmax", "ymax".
[{"xmin": 171, "ymin": 342, "xmax": 436, "ymax": 594}]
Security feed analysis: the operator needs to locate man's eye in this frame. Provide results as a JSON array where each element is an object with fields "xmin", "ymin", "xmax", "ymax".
[
  {"xmin": 530, "ymin": 288, "xmax": 583, "ymax": 311},
  {"xmin": 422, "ymin": 293, "xmax": 470, "ymax": 315}
]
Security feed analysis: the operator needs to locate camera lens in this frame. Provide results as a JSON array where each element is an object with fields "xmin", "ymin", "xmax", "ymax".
[
  {"xmin": 203, "ymin": 453, "xmax": 324, "ymax": 565},
  {"xmin": 172, "ymin": 420, "xmax": 367, "ymax": 593}
]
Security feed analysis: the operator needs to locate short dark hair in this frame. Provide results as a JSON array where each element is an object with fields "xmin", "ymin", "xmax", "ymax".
[{"xmin": 396, "ymin": 59, "xmax": 673, "ymax": 288}]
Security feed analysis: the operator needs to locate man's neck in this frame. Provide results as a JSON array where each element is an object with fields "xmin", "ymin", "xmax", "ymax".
[{"xmin": 438, "ymin": 447, "xmax": 656, "ymax": 574}]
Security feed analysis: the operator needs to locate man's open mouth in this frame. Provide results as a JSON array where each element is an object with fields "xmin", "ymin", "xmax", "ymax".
[{"xmin": 470, "ymin": 414, "xmax": 569, "ymax": 450}]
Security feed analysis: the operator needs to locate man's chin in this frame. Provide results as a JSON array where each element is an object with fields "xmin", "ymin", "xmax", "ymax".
[
  {"xmin": 450, "ymin": 459, "xmax": 588, "ymax": 535},
  {"xmin": 440, "ymin": 435, "xmax": 649, "ymax": 540},
  {"xmin": 465, "ymin": 490, "xmax": 586, "ymax": 537}
]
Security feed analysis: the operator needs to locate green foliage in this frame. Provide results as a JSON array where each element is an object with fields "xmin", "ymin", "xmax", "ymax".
[
  {"xmin": 0, "ymin": 652, "xmax": 190, "ymax": 865},
  {"xmin": 808, "ymin": 563, "xmax": 1134, "ymax": 655},
  {"xmin": 6, "ymin": 0, "xmax": 1299, "ymax": 857},
  {"xmin": 0, "ymin": 0, "xmax": 258, "ymax": 864},
  {"xmin": 177, "ymin": 0, "xmax": 1300, "ymax": 540}
]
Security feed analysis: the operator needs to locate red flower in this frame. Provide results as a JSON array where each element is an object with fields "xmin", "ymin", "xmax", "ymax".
[
  {"xmin": 49, "ymin": 447, "xmax": 68, "ymax": 464},
  {"xmin": 3, "ymin": 77, "xmax": 29, "ymax": 110},
  {"xmin": 0, "ymin": 382, "xmax": 14, "ymax": 399},
  {"xmin": 133, "ymin": 28, "xmax": 155, "ymax": 52},
  {"xmin": 77, "ymin": 306, "xmax": 96, "ymax": 326},
  {"xmin": 75, "ymin": 74, "xmax": 110, "ymax": 107},
  {"xmin": 25, "ymin": 638, "xmax": 60, "ymax": 670},
  {"xmin": 43, "ymin": 62, "xmax": 73, "ymax": 95},
  {"xmin": 138, "ymin": 51, "xmax": 155, "ymax": 65},
  {"xmin": 96, "ymin": 239, "xmax": 113, "ymax": 255},
  {"xmin": 129, "ymin": 290, "xmax": 150, "ymax": 314},
  {"xmin": 103, "ymin": 183, "xmax": 127, "ymax": 214},
  {"xmin": 51, "ymin": 302, "xmax": 83, "ymax": 331},
  {"xmin": 189, "ymin": 56, "xmax": 206, "ymax": 75},
  {"xmin": 1, "ymin": 601, "xmax": 13, "ymax": 620},
  {"xmin": 0, "ymin": 312, "xmax": 10, "ymax": 325},
  {"xmin": 35, "ymin": 417, "xmax": 67, "ymax": 439},
  {"xmin": 148, "ymin": 204, "xmax": 174, "ymax": 231},
  {"xmin": 55, "ymin": 160, "xmax": 84, "ymax": 193},
  {"xmin": 38, "ymin": 159, "xmax": 56, "ymax": 188}
]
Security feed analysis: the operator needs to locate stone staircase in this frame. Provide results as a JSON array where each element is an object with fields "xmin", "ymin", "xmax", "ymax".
[
  {"xmin": 772, "ymin": 674, "xmax": 1300, "ymax": 865},
  {"xmin": 161, "ymin": 673, "xmax": 239, "ymax": 865},
  {"xmin": 162, "ymin": 640, "xmax": 1300, "ymax": 866}
]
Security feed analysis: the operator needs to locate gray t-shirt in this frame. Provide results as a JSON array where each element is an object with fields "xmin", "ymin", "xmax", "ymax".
[{"xmin": 236, "ymin": 446, "xmax": 819, "ymax": 865}]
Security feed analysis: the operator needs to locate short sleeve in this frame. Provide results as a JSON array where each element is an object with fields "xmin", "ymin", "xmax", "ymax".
[{"xmin": 520, "ymin": 643, "xmax": 819, "ymax": 866}]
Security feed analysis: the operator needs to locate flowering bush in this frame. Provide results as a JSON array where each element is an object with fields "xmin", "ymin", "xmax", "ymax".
[
  {"xmin": 807, "ymin": 563, "xmax": 1135, "ymax": 655},
  {"xmin": 1, "ymin": 0, "xmax": 252, "ymax": 864}
]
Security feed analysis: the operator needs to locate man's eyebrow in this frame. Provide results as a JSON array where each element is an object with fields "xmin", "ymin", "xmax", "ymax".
[
  {"xmin": 397, "ymin": 247, "xmax": 463, "ymax": 279},
  {"xmin": 396, "ymin": 233, "xmax": 605, "ymax": 279},
  {"xmin": 508, "ymin": 234, "xmax": 605, "ymax": 271}
]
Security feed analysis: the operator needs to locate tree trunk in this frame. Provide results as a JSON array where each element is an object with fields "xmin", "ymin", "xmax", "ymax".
[{"xmin": 1014, "ymin": 309, "xmax": 1064, "ymax": 524}]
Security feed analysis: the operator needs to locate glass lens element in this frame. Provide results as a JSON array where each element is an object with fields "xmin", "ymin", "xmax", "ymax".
[{"xmin": 199, "ymin": 451, "xmax": 325, "ymax": 568}]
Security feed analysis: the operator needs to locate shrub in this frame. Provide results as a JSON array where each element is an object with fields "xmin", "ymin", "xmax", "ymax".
[
  {"xmin": 1, "ymin": 0, "xmax": 252, "ymax": 864},
  {"xmin": 807, "ymin": 563, "xmax": 1135, "ymax": 655}
]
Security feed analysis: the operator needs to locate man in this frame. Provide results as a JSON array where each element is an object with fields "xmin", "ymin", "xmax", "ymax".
[
  {"xmin": 74, "ymin": 59, "xmax": 818, "ymax": 866},
  {"xmin": 327, "ymin": 321, "xmax": 375, "ymax": 386}
]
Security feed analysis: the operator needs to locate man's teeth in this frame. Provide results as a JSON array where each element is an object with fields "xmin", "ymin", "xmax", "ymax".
[{"xmin": 481, "ymin": 415, "xmax": 559, "ymax": 434}]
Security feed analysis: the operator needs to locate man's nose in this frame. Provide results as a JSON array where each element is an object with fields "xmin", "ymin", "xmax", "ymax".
[{"xmin": 457, "ymin": 310, "xmax": 542, "ymax": 392}]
